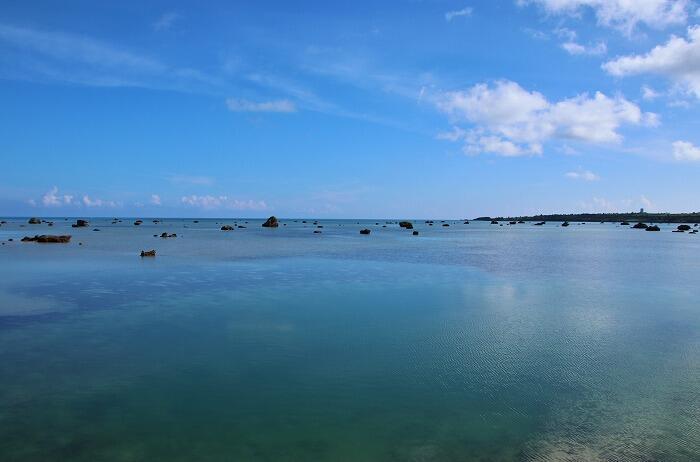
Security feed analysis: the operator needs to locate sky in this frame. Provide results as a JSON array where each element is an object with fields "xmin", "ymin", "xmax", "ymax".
[{"xmin": 1, "ymin": 0, "xmax": 700, "ymax": 218}]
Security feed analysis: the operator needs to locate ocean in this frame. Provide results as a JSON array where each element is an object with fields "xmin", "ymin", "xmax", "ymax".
[{"xmin": 1, "ymin": 217, "xmax": 698, "ymax": 461}]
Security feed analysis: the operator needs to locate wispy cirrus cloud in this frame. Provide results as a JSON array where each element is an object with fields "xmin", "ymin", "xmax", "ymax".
[
  {"xmin": 445, "ymin": 7, "xmax": 473, "ymax": 21},
  {"xmin": 153, "ymin": 12, "xmax": 180, "ymax": 32},
  {"xmin": 165, "ymin": 174, "xmax": 216, "ymax": 186},
  {"xmin": 226, "ymin": 98, "xmax": 296, "ymax": 113}
]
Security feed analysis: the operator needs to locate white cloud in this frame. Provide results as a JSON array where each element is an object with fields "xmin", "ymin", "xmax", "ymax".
[
  {"xmin": 153, "ymin": 12, "xmax": 180, "ymax": 32},
  {"xmin": 150, "ymin": 194, "xmax": 162, "ymax": 205},
  {"xmin": 520, "ymin": 0, "xmax": 689, "ymax": 34},
  {"xmin": 445, "ymin": 7, "xmax": 473, "ymax": 21},
  {"xmin": 672, "ymin": 140, "xmax": 700, "ymax": 161},
  {"xmin": 641, "ymin": 85, "xmax": 661, "ymax": 100},
  {"xmin": 436, "ymin": 80, "xmax": 655, "ymax": 156},
  {"xmin": 561, "ymin": 41, "xmax": 607, "ymax": 55},
  {"xmin": 226, "ymin": 98, "xmax": 296, "ymax": 113},
  {"xmin": 82, "ymin": 195, "xmax": 118, "ymax": 207},
  {"xmin": 523, "ymin": 28, "xmax": 549, "ymax": 40},
  {"xmin": 180, "ymin": 195, "xmax": 268, "ymax": 210},
  {"xmin": 565, "ymin": 169, "xmax": 600, "ymax": 181},
  {"xmin": 41, "ymin": 186, "xmax": 74, "ymax": 206},
  {"xmin": 603, "ymin": 26, "xmax": 700, "ymax": 97}
]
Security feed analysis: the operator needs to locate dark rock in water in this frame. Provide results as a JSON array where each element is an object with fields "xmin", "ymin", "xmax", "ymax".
[
  {"xmin": 646, "ymin": 225, "xmax": 660, "ymax": 231},
  {"xmin": 632, "ymin": 222, "xmax": 648, "ymax": 229},
  {"xmin": 534, "ymin": 221, "xmax": 546, "ymax": 226},
  {"xmin": 72, "ymin": 219, "xmax": 89, "ymax": 228},
  {"xmin": 678, "ymin": 224, "xmax": 691, "ymax": 231},
  {"xmin": 237, "ymin": 225, "xmax": 246, "ymax": 229},
  {"xmin": 491, "ymin": 220, "xmax": 498, "ymax": 225},
  {"xmin": 399, "ymin": 221, "xmax": 414, "ymax": 229},
  {"xmin": 28, "ymin": 217, "xmax": 41, "ymax": 224},
  {"xmin": 220, "ymin": 225, "xmax": 234, "ymax": 231},
  {"xmin": 317, "ymin": 225, "xmax": 323, "ymax": 228},
  {"xmin": 509, "ymin": 221, "xmax": 517, "ymax": 225},
  {"xmin": 8, "ymin": 238, "xmax": 13, "ymax": 242},
  {"xmin": 134, "ymin": 220, "xmax": 143, "ymax": 226},
  {"xmin": 561, "ymin": 222, "xmax": 570, "ymax": 227},
  {"xmin": 93, "ymin": 228, "xmax": 100, "ymax": 231},
  {"xmin": 313, "ymin": 230, "xmax": 322, "ymax": 234},
  {"xmin": 359, "ymin": 229, "xmax": 371, "ymax": 235},
  {"xmin": 620, "ymin": 222, "xmax": 630, "ymax": 226},
  {"xmin": 140, "ymin": 249, "xmax": 156, "ymax": 257},
  {"xmin": 160, "ymin": 232, "xmax": 177, "ymax": 238},
  {"xmin": 48, "ymin": 222, "xmax": 54, "ymax": 227},
  {"xmin": 193, "ymin": 220, "xmax": 199, "ymax": 223},
  {"xmin": 382, "ymin": 225, "xmax": 387, "ymax": 228},
  {"xmin": 464, "ymin": 221, "xmax": 470, "ymax": 224},
  {"xmin": 22, "ymin": 235, "xmax": 71, "ymax": 243},
  {"xmin": 262, "ymin": 216, "xmax": 279, "ymax": 228},
  {"xmin": 412, "ymin": 231, "xmax": 419, "ymax": 235},
  {"xmin": 442, "ymin": 223, "xmax": 450, "ymax": 227},
  {"xmin": 518, "ymin": 220, "xmax": 525, "ymax": 224}
]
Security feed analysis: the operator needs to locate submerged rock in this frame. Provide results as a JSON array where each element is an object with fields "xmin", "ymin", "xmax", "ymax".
[
  {"xmin": 620, "ymin": 222, "xmax": 630, "ymax": 226},
  {"xmin": 412, "ymin": 231, "xmax": 419, "ymax": 235},
  {"xmin": 491, "ymin": 220, "xmax": 498, "ymax": 225},
  {"xmin": 21, "ymin": 235, "xmax": 71, "ymax": 243},
  {"xmin": 359, "ymin": 229, "xmax": 371, "ymax": 235},
  {"xmin": 399, "ymin": 221, "xmax": 414, "ymax": 229},
  {"xmin": 72, "ymin": 219, "xmax": 89, "ymax": 228},
  {"xmin": 140, "ymin": 249, "xmax": 156, "ymax": 257},
  {"xmin": 561, "ymin": 222, "xmax": 570, "ymax": 227},
  {"xmin": 262, "ymin": 216, "xmax": 279, "ymax": 228}
]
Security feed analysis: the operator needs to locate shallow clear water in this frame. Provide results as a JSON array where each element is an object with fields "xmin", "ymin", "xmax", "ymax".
[{"xmin": 1, "ymin": 218, "xmax": 699, "ymax": 461}]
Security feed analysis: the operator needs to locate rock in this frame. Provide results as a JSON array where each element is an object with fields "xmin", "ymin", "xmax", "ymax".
[
  {"xmin": 28, "ymin": 217, "xmax": 41, "ymax": 224},
  {"xmin": 632, "ymin": 222, "xmax": 648, "ymax": 229},
  {"xmin": 262, "ymin": 216, "xmax": 279, "ymax": 228},
  {"xmin": 491, "ymin": 220, "xmax": 498, "ymax": 225},
  {"xmin": 412, "ymin": 231, "xmax": 419, "ymax": 235},
  {"xmin": 313, "ymin": 230, "xmax": 322, "ymax": 234},
  {"xmin": 518, "ymin": 220, "xmax": 525, "ymax": 224},
  {"xmin": 72, "ymin": 219, "xmax": 89, "ymax": 228},
  {"xmin": 509, "ymin": 221, "xmax": 517, "ymax": 225},
  {"xmin": 464, "ymin": 221, "xmax": 470, "ymax": 224},
  {"xmin": 134, "ymin": 220, "xmax": 143, "ymax": 226},
  {"xmin": 561, "ymin": 222, "xmax": 570, "ymax": 227},
  {"xmin": 620, "ymin": 222, "xmax": 630, "ymax": 226},
  {"xmin": 442, "ymin": 223, "xmax": 450, "ymax": 227},
  {"xmin": 399, "ymin": 221, "xmax": 414, "ymax": 229},
  {"xmin": 237, "ymin": 225, "xmax": 246, "ymax": 229},
  {"xmin": 22, "ymin": 235, "xmax": 71, "ymax": 243},
  {"xmin": 160, "ymin": 232, "xmax": 177, "ymax": 238},
  {"xmin": 140, "ymin": 249, "xmax": 156, "ymax": 257},
  {"xmin": 360, "ymin": 229, "xmax": 371, "ymax": 235},
  {"xmin": 534, "ymin": 221, "xmax": 545, "ymax": 226},
  {"xmin": 678, "ymin": 224, "xmax": 692, "ymax": 231},
  {"xmin": 221, "ymin": 225, "xmax": 235, "ymax": 231},
  {"xmin": 646, "ymin": 225, "xmax": 660, "ymax": 231}
]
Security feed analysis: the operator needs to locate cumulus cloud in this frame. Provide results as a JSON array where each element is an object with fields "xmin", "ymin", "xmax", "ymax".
[
  {"xmin": 226, "ymin": 98, "xmax": 296, "ymax": 113},
  {"xmin": 565, "ymin": 169, "xmax": 600, "ymax": 181},
  {"xmin": 445, "ymin": 7, "xmax": 473, "ymax": 21},
  {"xmin": 436, "ymin": 80, "xmax": 656, "ymax": 156},
  {"xmin": 180, "ymin": 195, "xmax": 268, "ymax": 210},
  {"xmin": 561, "ymin": 41, "xmax": 607, "ymax": 55},
  {"xmin": 672, "ymin": 140, "xmax": 700, "ymax": 161},
  {"xmin": 603, "ymin": 26, "xmax": 700, "ymax": 98},
  {"xmin": 641, "ymin": 85, "xmax": 661, "ymax": 100},
  {"xmin": 519, "ymin": 0, "xmax": 689, "ymax": 34},
  {"xmin": 41, "ymin": 186, "xmax": 74, "ymax": 206},
  {"xmin": 150, "ymin": 194, "xmax": 162, "ymax": 205},
  {"xmin": 82, "ymin": 195, "xmax": 118, "ymax": 207}
]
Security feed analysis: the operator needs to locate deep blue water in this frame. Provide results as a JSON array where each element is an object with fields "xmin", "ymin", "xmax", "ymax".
[{"xmin": 0, "ymin": 218, "xmax": 699, "ymax": 461}]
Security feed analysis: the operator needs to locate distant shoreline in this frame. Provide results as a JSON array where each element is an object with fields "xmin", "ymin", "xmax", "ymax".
[{"xmin": 475, "ymin": 213, "xmax": 700, "ymax": 224}]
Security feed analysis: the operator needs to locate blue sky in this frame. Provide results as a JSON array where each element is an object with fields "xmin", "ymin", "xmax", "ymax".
[{"xmin": 1, "ymin": 0, "xmax": 700, "ymax": 218}]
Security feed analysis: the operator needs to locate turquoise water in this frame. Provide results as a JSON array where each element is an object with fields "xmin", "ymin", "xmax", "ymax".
[{"xmin": 1, "ymin": 218, "xmax": 699, "ymax": 461}]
